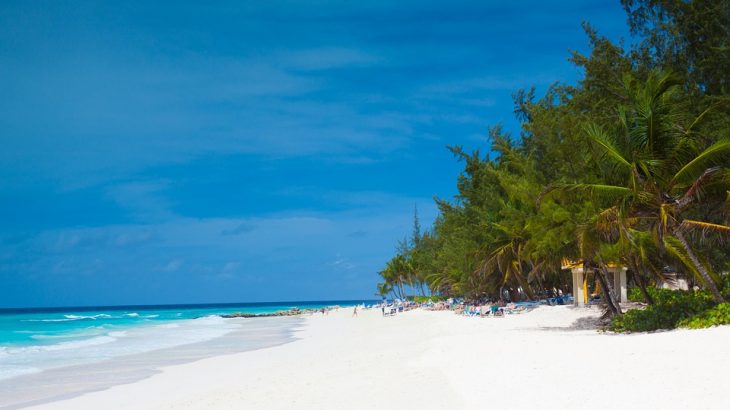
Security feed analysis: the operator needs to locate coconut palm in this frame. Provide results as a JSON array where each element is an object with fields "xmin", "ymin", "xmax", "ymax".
[
  {"xmin": 475, "ymin": 221, "xmax": 536, "ymax": 302},
  {"xmin": 377, "ymin": 254, "xmax": 414, "ymax": 300},
  {"xmin": 570, "ymin": 70, "xmax": 730, "ymax": 302}
]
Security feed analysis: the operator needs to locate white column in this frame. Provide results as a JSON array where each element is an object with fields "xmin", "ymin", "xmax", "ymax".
[
  {"xmin": 611, "ymin": 268, "xmax": 628, "ymax": 303},
  {"xmin": 573, "ymin": 269, "xmax": 585, "ymax": 307},
  {"xmin": 619, "ymin": 268, "xmax": 627, "ymax": 303}
]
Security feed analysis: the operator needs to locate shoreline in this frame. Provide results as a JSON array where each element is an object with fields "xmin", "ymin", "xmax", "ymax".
[
  {"xmin": 22, "ymin": 305, "xmax": 730, "ymax": 410},
  {"xmin": 1, "ymin": 316, "xmax": 304, "ymax": 409},
  {"xmin": 0, "ymin": 302, "xmax": 363, "ymax": 387}
]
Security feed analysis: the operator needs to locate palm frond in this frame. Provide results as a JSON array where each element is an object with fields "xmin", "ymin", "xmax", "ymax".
[
  {"xmin": 659, "ymin": 203, "xmax": 673, "ymax": 233},
  {"xmin": 584, "ymin": 123, "xmax": 633, "ymax": 171},
  {"xmin": 683, "ymin": 103, "xmax": 721, "ymax": 136},
  {"xmin": 678, "ymin": 219, "xmax": 730, "ymax": 237},
  {"xmin": 476, "ymin": 242, "xmax": 512, "ymax": 276},
  {"xmin": 525, "ymin": 261, "xmax": 544, "ymax": 283},
  {"xmin": 671, "ymin": 140, "xmax": 730, "ymax": 186},
  {"xmin": 662, "ymin": 236, "xmax": 705, "ymax": 285},
  {"xmin": 677, "ymin": 167, "xmax": 721, "ymax": 209},
  {"xmin": 553, "ymin": 183, "xmax": 632, "ymax": 204}
]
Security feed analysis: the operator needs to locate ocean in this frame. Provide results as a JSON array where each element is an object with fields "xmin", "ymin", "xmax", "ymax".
[{"xmin": 0, "ymin": 300, "xmax": 372, "ymax": 387}]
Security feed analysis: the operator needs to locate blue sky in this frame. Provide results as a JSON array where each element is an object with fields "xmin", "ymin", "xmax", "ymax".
[{"xmin": 1, "ymin": 0, "xmax": 630, "ymax": 307}]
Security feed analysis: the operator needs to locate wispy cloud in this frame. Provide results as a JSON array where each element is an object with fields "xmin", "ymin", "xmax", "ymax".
[
  {"xmin": 105, "ymin": 180, "xmax": 176, "ymax": 222},
  {"xmin": 221, "ymin": 223, "xmax": 256, "ymax": 236},
  {"xmin": 0, "ymin": 0, "xmax": 631, "ymax": 306},
  {"xmin": 329, "ymin": 256, "xmax": 355, "ymax": 270},
  {"xmin": 160, "ymin": 258, "xmax": 184, "ymax": 273},
  {"xmin": 273, "ymin": 47, "xmax": 383, "ymax": 70},
  {"xmin": 218, "ymin": 261, "xmax": 240, "ymax": 280},
  {"xmin": 0, "ymin": 193, "xmax": 437, "ymax": 305}
]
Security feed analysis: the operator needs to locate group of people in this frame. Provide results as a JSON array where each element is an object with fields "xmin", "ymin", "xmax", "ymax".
[
  {"xmin": 421, "ymin": 299, "xmax": 531, "ymax": 317},
  {"xmin": 461, "ymin": 303, "xmax": 508, "ymax": 317}
]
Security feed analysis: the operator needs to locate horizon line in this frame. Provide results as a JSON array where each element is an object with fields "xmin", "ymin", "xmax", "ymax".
[{"xmin": 0, "ymin": 298, "xmax": 380, "ymax": 313}]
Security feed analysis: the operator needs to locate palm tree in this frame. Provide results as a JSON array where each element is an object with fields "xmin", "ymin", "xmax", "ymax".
[
  {"xmin": 571, "ymin": 70, "xmax": 730, "ymax": 302},
  {"xmin": 475, "ymin": 221, "xmax": 536, "ymax": 302},
  {"xmin": 619, "ymin": 229, "xmax": 666, "ymax": 304},
  {"xmin": 376, "ymin": 282, "xmax": 393, "ymax": 299},
  {"xmin": 378, "ymin": 254, "xmax": 414, "ymax": 300},
  {"xmin": 573, "ymin": 210, "xmax": 625, "ymax": 315}
]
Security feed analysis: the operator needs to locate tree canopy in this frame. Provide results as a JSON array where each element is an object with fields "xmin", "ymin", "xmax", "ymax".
[{"xmin": 377, "ymin": 0, "xmax": 730, "ymax": 311}]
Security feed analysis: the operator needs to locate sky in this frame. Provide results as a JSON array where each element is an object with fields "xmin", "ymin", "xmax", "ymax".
[{"xmin": 0, "ymin": 0, "xmax": 631, "ymax": 308}]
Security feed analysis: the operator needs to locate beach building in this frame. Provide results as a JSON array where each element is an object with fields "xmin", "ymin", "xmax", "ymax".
[
  {"xmin": 562, "ymin": 260, "xmax": 627, "ymax": 307},
  {"xmin": 656, "ymin": 269, "xmax": 690, "ymax": 291}
]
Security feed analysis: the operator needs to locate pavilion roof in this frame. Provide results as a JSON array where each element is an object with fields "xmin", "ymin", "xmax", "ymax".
[{"xmin": 561, "ymin": 259, "xmax": 623, "ymax": 270}]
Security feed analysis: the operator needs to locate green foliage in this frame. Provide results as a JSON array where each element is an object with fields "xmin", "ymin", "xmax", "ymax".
[
  {"xmin": 610, "ymin": 288, "xmax": 716, "ymax": 332},
  {"xmin": 409, "ymin": 295, "xmax": 447, "ymax": 303},
  {"xmin": 377, "ymin": 0, "xmax": 730, "ymax": 305},
  {"xmin": 621, "ymin": 0, "xmax": 730, "ymax": 95},
  {"xmin": 628, "ymin": 287, "xmax": 644, "ymax": 302},
  {"xmin": 678, "ymin": 303, "xmax": 730, "ymax": 329}
]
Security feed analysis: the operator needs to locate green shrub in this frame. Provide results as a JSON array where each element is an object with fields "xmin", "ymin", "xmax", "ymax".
[
  {"xmin": 628, "ymin": 287, "xmax": 644, "ymax": 302},
  {"xmin": 409, "ymin": 295, "xmax": 447, "ymax": 303},
  {"xmin": 722, "ymin": 275, "xmax": 730, "ymax": 300},
  {"xmin": 678, "ymin": 303, "xmax": 730, "ymax": 329},
  {"xmin": 610, "ymin": 289, "xmax": 716, "ymax": 332}
]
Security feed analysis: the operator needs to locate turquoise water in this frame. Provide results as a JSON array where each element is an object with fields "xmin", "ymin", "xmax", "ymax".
[{"xmin": 0, "ymin": 300, "xmax": 371, "ymax": 381}]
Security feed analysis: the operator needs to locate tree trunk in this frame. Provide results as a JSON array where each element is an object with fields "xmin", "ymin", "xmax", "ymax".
[
  {"xmin": 528, "ymin": 261, "xmax": 545, "ymax": 299},
  {"xmin": 520, "ymin": 281, "xmax": 536, "ymax": 301},
  {"xmin": 674, "ymin": 231, "xmax": 725, "ymax": 303},
  {"xmin": 636, "ymin": 272, "xmax": 654, "ymax": 305},
  {"xmin": 513, "ymin": 266, "xmax": 536, "ymax": 301},
  {"xmin": 602, "ymin": 266, "xmax": 623, "ymax": 314},
  {"xmin": 596, "ymin": 267, "xmax": 622, "ymax": 316}
]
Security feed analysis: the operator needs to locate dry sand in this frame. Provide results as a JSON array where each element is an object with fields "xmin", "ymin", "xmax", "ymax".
[{"xmin": 28, "ymin": 305, "xmax": 730, "ymax": 410}]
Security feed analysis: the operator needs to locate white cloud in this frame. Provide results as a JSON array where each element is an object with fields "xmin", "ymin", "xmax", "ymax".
[
  {"xmin": 4, "ymin": 193, "xmax": 437, "ymax": 299},
  {"xmin": 161, "ymin": 258, "xmax": 184, "ymax": 273},
  {"xmin": 218, "ymin": 261, "xmax": 240, "ymax": 280}
]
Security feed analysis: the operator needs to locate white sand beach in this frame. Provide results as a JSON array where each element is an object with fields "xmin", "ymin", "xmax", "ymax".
[{"xmin": 28, "ymin": 306, "xmax": 730, "ymax": 410}]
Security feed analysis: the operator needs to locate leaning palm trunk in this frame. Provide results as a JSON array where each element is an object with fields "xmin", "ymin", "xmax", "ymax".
[
  {"xmin": 634, "ymin": 271, "xmax": 655, "ymax": 305},
  {"xmin": 596, "ymin": 266, "xmax": 622, "ymax": 315},
  {"xmin": 674, "ymin": 231, "xmax": 725, "ymax": 303},
  {"xmin": 626, "ymin": 259, "xmax": 654, "ymax": 305}
]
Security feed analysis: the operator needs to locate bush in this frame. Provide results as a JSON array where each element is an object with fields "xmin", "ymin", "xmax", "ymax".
[
  {"xmin": 610, "ymin": 289, "xmax": 716, "ymax": 332},
  {"xmin": 678, "ymin": 303, "xmax": 730, "ymax": 329},
  {"xmin": 723, "ymin": 275, "xmax": 730, "ymax": 300},
  {"xmin": 409, "ymin": 295, "xmax": 447, "ymax": 303},
  {"xmin": 628, "ymin": 287, "xmax": 644, "ymax": 302}
]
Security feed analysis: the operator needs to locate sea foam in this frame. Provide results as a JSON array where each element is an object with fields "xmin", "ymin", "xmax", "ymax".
[{"xmin": 0, "ymin": 315, "xmax": 238, "ymax": 381}]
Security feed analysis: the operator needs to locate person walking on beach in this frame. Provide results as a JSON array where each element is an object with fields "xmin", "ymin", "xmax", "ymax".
[{"xmin": 352, "ymin": 306, "xmax": 358, "ymax": 317}]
